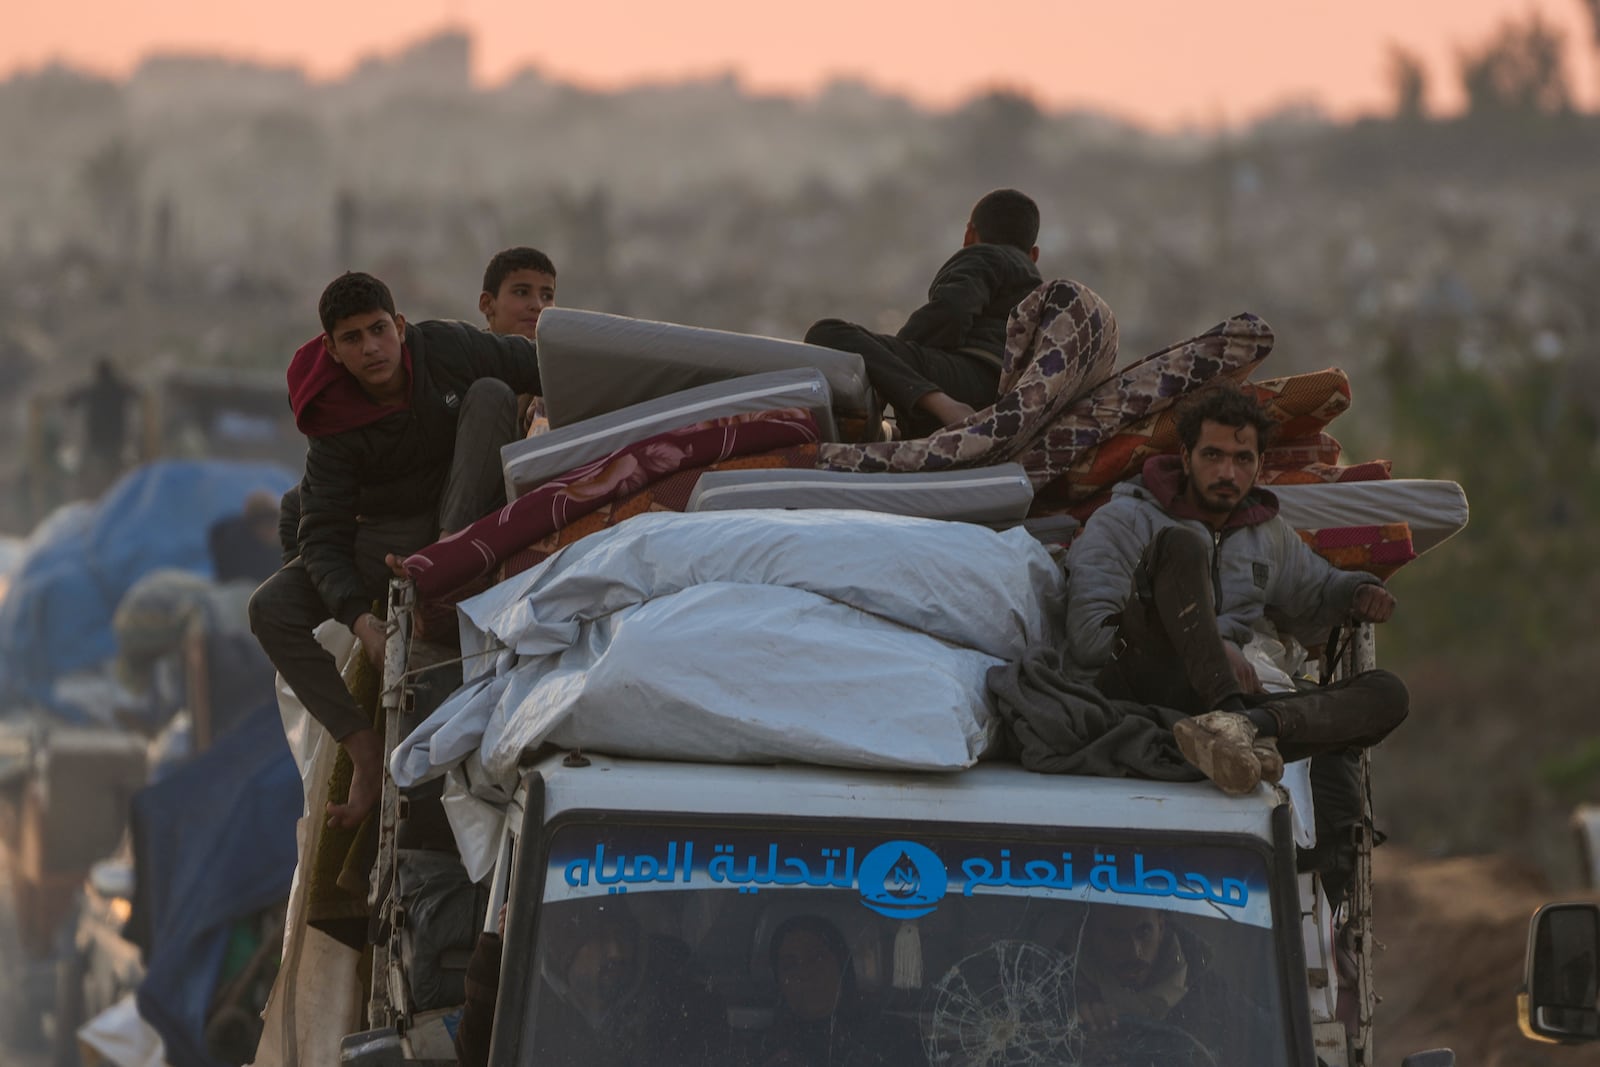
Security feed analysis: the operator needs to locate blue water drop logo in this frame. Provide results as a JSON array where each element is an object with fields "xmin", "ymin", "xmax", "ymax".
[
  {"xmin": 857, "ymin": 841, "xmax": 948, "ymax": 919},
  {"xmin": 886, "ymin": 853, "xmax": 920, "ymax": 899}
]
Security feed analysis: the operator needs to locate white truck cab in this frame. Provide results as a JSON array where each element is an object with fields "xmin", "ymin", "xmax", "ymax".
[{"xmin": 483, "ymin": 753, "xmax": 1310, "ymax": 1066}]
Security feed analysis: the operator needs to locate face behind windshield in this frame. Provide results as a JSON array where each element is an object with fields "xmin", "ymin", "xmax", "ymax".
[{"xmin": 525, "ymin": 822, "xmax": 1290, "ymax": 1067}]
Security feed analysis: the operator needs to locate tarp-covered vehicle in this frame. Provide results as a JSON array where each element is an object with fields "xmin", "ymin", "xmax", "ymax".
[{"xmin": 0, "ymin": 460, "xmax": 298, "ymax": 1066}]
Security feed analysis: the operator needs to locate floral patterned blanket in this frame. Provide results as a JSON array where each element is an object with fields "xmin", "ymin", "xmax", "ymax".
[
  {"xmin": 817, "ymin": 279, "xmax": 1278, "ymax": 507},
  {"xmin": 400, "ymin": 409, "xmax": 819, "ymax": 601}
]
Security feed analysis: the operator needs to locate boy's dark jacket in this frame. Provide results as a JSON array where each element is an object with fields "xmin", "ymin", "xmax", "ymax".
[
  {"xmin": 896, "ymin": 242, "xmax": 1042, "ymax": 358},
  {"xmin": 287, "ymin": 319, "xmax": 540, "ymax": 627}
]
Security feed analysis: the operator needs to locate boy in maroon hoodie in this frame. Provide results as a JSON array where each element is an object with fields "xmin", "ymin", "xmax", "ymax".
[{"xmin": 249, "ymin": 271, "xmax": 542, "ymax": 829}]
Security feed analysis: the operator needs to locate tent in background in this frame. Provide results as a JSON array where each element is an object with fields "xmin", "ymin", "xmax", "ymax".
[{"xmin": 0, "ymin": 459, "xmax": 295, "ymax": 722}]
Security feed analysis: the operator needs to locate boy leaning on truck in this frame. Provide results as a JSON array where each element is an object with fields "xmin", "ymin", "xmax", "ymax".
[
  {"xmin": 478, "ymin": 245, "xmax": 557, "ymax": 340},
  {"xmin": 274, "ymin": 245, "xmax": 560, "ymax": 539},
  {"xmin": 478, "ymin": 245, "xmax": 558, "ymax": 434},
  {"xmin": 249, "ymin": 271, "xmax": 543, "ymax": 831},
  {"xmin": 1063, "ymin": 385, "xmax": 1409, "ymax": 904}
]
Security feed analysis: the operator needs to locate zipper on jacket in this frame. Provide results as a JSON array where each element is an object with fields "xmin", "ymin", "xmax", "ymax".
[{"xmin": 1210, "ymin": 529, "xmax": 1225, "ymax": 608}]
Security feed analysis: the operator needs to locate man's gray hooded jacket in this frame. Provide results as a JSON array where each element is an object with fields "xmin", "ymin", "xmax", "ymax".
[{"xmin": 1063, "ymin": 455, "xmax": 1379, "ymax": 678}]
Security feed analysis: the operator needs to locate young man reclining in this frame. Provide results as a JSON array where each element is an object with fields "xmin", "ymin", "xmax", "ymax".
[
  {"xmin": 1063, "ymin": 386, "xmax": 1407, "ymax": 904},
  {"xmin": 804, "ymin": 188, "xmax": 1043, "ymax": 438}
]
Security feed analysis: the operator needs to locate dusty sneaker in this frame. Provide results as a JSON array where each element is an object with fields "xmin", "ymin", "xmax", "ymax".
[
  {"xmin": 1253, "ymin": 735, "xmax": 1284, "ymax": 785},
  {"xmin": 1173, "ymin": 711, "xmax": 1262, "ymax": 796}
]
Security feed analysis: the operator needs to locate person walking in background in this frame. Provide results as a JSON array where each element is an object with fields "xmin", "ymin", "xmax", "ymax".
[{"xmin": 65, "ymin": 357, "xmax": 140, "ymax": 497}]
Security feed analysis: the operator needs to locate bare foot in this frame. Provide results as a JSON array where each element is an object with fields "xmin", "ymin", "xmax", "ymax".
[
  {"xmin": 915, "ymin": 391, "xmax": 977, "ymax": 427},
  {"xmin": 352, "ymin": 612, "xmax": 388, "ymax": 667},
  {"xmin": 938, "ymin": 401, "xmax": 977, "ymax": 426},
  {"xmin": 327, "ymin": 727, "xmax": 383, "ymax": 830}
]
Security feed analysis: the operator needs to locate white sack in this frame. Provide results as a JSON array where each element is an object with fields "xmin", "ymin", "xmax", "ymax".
[
  {"xmin": 393, "ymin": 510, "xmax": 1064, "ymax": 792},
  {"xmin": 78, "ymin": 994, "xmax": 171, "ymax": 1067},
  {"xmin": 254, "ymin": 622, "xmax": 364, "ymax": 1067},
  {"xmin": 1242, "ymin": 629, "xmax": 1316, "ymax": 849}
]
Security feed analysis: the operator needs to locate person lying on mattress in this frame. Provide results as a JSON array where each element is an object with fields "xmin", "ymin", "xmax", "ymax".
[
  {"xmin": 478, "ymin": 245, "xmax": 558, "ymax": 434},
  {"xmin": 1061, "ymin": 385, "xmax": 1407, "ymax": 910},
  {"xmin": 249, "ymin": 270, "xmax": 543, "ymax": 830},
  {"xmin": 804, "ymin": 188, "xmax": 1043, "ymax": 438}
]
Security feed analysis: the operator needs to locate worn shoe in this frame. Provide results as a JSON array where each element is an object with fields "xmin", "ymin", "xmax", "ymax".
[
  {"xmin": 1253, "ymin": 735, "xmax": 1284, "ymax": 785},
  {"xmin": 1173, "ymin": 711, "xmax": 1263, "ymax": 796}
]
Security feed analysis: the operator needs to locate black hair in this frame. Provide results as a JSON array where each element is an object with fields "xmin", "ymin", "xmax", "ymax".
[
  {"xmin": 482, "ymin": 247, "xmax": 558, "ymax": 296},
  {"xmin": 970, "ymin": 189, "xmax": 1040, "ymax": 252},
  {"xmin": 318, "ymin": 271, "xmax": 396, "ymax": 335},
  {"xmin": 1175, "ymin": 385, "xmax": 1275, "ymax": 452}
]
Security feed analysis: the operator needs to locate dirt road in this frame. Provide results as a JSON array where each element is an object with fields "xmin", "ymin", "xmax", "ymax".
[{"xmin": 1372, "ymin": 847, "xmax": 1599, "ymax": 1066}]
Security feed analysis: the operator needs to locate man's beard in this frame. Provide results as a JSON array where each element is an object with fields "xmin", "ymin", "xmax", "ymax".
[{"xmin": 1196, "ymin": 482, "xmax": 1240, "ymax": 513}]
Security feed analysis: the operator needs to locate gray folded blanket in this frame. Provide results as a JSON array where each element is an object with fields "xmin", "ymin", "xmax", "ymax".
[{"xmin": 987, "ymin": 646, "xmax": 1204, "ymax": 781}]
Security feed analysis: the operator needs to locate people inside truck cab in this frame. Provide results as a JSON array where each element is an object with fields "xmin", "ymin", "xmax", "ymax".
[
  {"xmin": 248, "ymin": 270, "xmax": 542, "ymax": 830},
  {"xmin": 755, "ymin": 914, "xmax": 919, "ymax": 1067},
  {"xmin": 1070, "ymin": 905, "xmax": 1232, "ymax": 1060},
  {"xmin": 1062, "ymin": 386, "xmax": 1408, "ymax": 900},
  {"xmin": 477, "ymin": 245, "xmax": 558, "ymax": 435},
  {"xmin": 803, "ymin": 189, "xmax": 1043, "ymax": 438},
  {"xmin": 532, "ymin": 905, "xmax": 728, "ymax": 1066}
]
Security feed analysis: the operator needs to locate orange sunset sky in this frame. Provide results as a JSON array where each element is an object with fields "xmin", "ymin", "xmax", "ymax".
[{"xmin": 7, "ymin": 0, "xmax": 1597, "ymax": 127}]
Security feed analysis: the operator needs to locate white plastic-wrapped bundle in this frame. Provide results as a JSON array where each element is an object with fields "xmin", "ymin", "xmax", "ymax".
[{"xmin": 392, "ymin": 509, "xmax": 1065, "ymax": 792}]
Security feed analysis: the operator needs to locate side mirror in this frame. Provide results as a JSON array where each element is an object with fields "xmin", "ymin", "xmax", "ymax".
[{"xmin": 1519, "ymin": 902, "xmax": 1600, "ymax": 1044}]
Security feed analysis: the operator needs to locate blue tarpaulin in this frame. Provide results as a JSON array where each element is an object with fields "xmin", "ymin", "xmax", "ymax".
[
  {"xmin": 129, "ymin": 700, "xmax": 301, "ymax": 1067},
  {"xmin": 0, "ymin": 460, "xmax": 295, "ymax": 720}
]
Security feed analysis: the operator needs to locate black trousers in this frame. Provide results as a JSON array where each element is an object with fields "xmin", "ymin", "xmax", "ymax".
[
  {"xmin": 1096, "ymin": 526, "xmax": 1409, "ymax": 840},
  {"xmin": 250, "ymin": 380, "xmax": 518, "ymax": 741},
  {"xmin": 804, "ymin": 319, "xmax": 1000, "ymax": 438},
  {"xmin": 1097, "ymin": 526, "xmax": 1409, "ymax": 751}
]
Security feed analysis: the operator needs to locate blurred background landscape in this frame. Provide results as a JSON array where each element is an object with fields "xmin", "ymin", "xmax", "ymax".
[{"xmin": 2, "ymin": 2, "xmax": 1600, "ymax": 1061}]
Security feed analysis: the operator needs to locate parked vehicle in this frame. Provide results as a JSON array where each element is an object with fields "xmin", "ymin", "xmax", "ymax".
[{"xmin": 1519, "ymin": 902, "xmax": 1600, "ymax": 1047}]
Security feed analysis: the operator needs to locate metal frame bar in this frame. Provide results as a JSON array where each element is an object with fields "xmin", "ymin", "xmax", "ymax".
[
  {"xmin": 366, "ymin": 577, "xmax": 415, "ymax": 1030},
  {"xmin": 1343, "ymin": 622, "xmax": 1379, "ymax": 1066}
]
